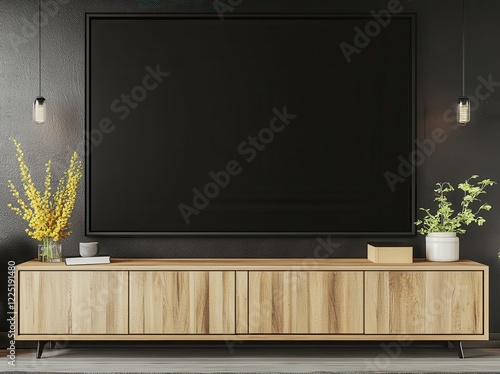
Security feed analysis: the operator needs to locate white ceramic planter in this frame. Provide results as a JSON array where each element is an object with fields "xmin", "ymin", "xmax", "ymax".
[{"xmin": 425, "ymin": 232, "xmax": 459, "ymax": 262}]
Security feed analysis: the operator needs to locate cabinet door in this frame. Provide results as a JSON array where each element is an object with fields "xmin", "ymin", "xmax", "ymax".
[
  {"xmin": 365, "ymin": 271, "xmax": 483, "ymax": 334},
  {"xmin": 249, "ymin": 271, "xmax": 363, "ymax": 334},
  {"xmin": 19, "ymin": 271, "xmax": 128, "ymax": 334},
  {"xmin": 130, "ymin": 271, "xmax": 235, "ymax": 334}
]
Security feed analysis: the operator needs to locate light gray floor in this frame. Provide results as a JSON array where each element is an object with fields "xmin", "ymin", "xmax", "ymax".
[{"xmin": 2, "ymin": 346, "xmax": 500, "ymax": 373}]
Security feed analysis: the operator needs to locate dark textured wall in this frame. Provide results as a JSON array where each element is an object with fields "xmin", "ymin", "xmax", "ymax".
[{"xmin": 1, "ymin": 0, "xmax": 500, "ymax": 336}]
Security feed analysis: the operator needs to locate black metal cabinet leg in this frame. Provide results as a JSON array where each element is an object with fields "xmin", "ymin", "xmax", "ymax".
[
  {"xmin": 36, "ymin": 341, "xmax": 48, "ymax": 359},
  {"xmin": 450, "ymin": 340, "xmax": 465, "ymax": 359}
]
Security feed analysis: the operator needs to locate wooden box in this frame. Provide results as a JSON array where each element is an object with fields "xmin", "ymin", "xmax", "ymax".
[{"xmin": 367, "ymin": 242, "xmax": 413, "ymax": 263}]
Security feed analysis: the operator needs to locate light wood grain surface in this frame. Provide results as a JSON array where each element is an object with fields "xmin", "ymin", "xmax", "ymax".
[
  {"xmin": 15, "ymin": 259, "xmax": 488, "ymax": 343},
  {"xmin": 484, "ymin": 266, "xmax": 490, "ymax": 338},
  {"xmin": 18, "ymin": 271, "xmax": 128, "ymax": 335},
  {"xmin": 13, "ymin": 333, "xmax": 491, "ymax": 341},
  {"xmin": 236, "ymin": 271, "xmax": 248, "ymax": 334},
  {"xmin": 249, "ymin": 271, "xmax": 363, "ymax": 334},
  {"xmin": 365, "ymin": 271, "xmax": 483, "ymax": 335},
  {"xmin": 129, "ymin": 271, "xmax": 235, "ymax": 334},
  {"xmin": 367, "ymin": 245, "xmax": 413, "ymax": 263},
  {"xmin": 15, "ymin": 258, "xmax": 487, "ymax": 271}
]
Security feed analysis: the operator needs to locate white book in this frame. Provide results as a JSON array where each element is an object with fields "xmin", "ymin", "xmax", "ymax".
[{"xmin": 65, "ymin": 256, "xmax": 110, "ymax": 266}]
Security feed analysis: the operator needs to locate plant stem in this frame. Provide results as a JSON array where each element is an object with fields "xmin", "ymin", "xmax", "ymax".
[{"xmin": 42, "ymin": 237, "xmax": 55, "ymax": 260}]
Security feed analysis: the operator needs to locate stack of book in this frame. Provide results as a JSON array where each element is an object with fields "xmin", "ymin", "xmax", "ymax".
[{"xmin": 65, "ymin": 256, "xmax": 110, "ymax": 266}]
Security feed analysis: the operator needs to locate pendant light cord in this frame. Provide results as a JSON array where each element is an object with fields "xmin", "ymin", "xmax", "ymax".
[
  {"xmin": 38, "ymin": 0, "xmax": 41, "ymax": 97},
  {"xmin": 462, "ymin": 0, "xmax": 465, "ymax": 96}
]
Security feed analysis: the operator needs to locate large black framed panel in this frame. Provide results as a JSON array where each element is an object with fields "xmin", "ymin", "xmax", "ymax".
[{"xmin": 86, "ymin": 14, "xmax": 416, "ymax": 236}]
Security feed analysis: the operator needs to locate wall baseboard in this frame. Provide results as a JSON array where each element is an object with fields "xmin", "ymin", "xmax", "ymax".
[{"xmin": 462, "ymin": 333, "xmax": 500, "ymax": 348}]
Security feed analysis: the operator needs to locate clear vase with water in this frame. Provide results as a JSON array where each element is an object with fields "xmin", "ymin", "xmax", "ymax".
[{"xmin": 38, "ymin": 237, "xmax": 62, "ymax": 262}]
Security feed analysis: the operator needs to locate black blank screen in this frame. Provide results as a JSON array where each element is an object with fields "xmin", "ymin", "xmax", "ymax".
[{"xmin": 87, "ymin": 15, "xmax": 414, "ymax": 234}]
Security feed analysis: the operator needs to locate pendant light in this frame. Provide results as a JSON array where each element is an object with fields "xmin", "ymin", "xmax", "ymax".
[
  {"xmin": 33, "ymin": 0, "xmax": 46, "ymax": 124},
  {"xmin": 457, "ymin": 0, "xmax": 470, "ymax": 125}
]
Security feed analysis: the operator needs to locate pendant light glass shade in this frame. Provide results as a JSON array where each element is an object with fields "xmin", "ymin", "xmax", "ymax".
[
  {"xmin": 33, "ymin": 96, "xmax": 46, "ymax": 124},
  {"xmin": 457, "ymin": 96, "xmax": 470, "ymax": 125}
]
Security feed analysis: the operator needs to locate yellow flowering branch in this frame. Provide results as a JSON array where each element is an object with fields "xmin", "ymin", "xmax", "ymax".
[{"xmin": 7, "ymin": 138, "xmax": 83, "ymax": 242}]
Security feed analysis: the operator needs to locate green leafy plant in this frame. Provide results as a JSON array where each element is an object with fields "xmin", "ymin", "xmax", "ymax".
[{"xmin": 415, "ymin": 175, "xmax": 496, "ymax": 235}]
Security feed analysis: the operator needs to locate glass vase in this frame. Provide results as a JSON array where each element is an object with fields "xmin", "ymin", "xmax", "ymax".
[{"xmin": 38, "ymin": 238, "xmax": 62, "ymax": 262}]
